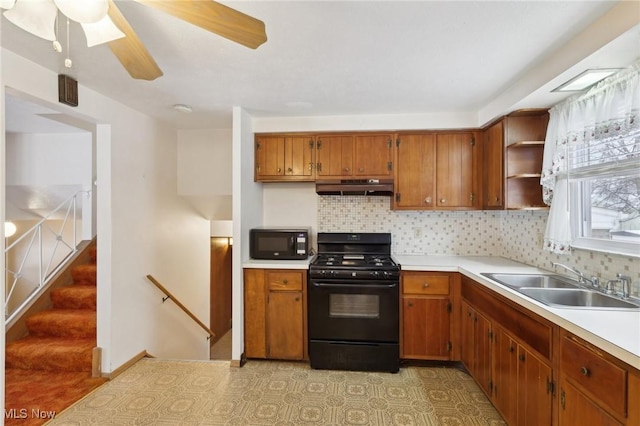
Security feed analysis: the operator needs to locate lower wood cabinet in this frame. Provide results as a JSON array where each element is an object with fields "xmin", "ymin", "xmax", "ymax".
[
  {"xmin": 243, "ymin": 268, "xmax": 306, "ymax": 360},
  {"xmin": 401, "ymin": 272, "xmax": 456, "ymax": 360},
  {"xmin": 461, "ymin": 275, "xmax": 554, "ymax": 425},
  {"xmin": 558, "ymin": 331, "xmax": 633, "ymax": 426}
]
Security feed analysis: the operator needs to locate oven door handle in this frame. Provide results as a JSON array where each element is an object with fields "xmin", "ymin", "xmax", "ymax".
[{"xmin": 311, "ymin": 282, "xmax": 397, "ymax": 289}]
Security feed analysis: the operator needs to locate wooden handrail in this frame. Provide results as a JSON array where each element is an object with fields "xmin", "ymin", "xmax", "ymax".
[{"xmin": 146, "ymin": 274, "xmax": 216, "ymax": 340}]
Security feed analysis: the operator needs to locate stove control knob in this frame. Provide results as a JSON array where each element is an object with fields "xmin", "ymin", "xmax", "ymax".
[{"xmin": 371, "ymin": 271, "xmax": 379, "ymax": 278}]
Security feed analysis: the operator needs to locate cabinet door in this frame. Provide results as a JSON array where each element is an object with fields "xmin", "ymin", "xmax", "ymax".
[
  {"xmin": 402, "ymin": 297, "xmax": 450, "ymax": 359},
  {"xmin": 266, "ymin": 291, "xmax": 304, "ymax": 360},
  {"xmin": 559, "ymin": 378, "xmax": 622, "ymax": 426},
  {"xmin": 493, "ymin": 326, "xmax": 517, "ymax": 426},
  {"xmin": 394, "ymin": 134, "xmax": 436, "ymax": 209},
  {"xmin": 517, "ymin": 345, "xmax": 552, "ymax": 426},
  {"xmin": 284, "ymin": 136, "xmax": 315, "ymax": 179},
  {"xmin": 243, "ymin": 269, "xmax": 266, "ymax": 358},
  {"xmin": 255, "ymin": 136, "xmax": 285, "ymax": 179},
  {"xmin": 436, "ymin": 133, "xmax": 476, "ymax": 208},
  {"xmin": 460, "ymin": 300, "xmax": 474, "ymax": 372},
  {"xmin": 353, "ymin": 134, "xmax": 393, "ymax": 177},
  {"xmin": 474, "ymin": 308, "xmax": 493, "ymax": 397},
  {"xmin": 483, "ymin": 121, "xmax": 504, "ymax": 209},
  {"xmin": 316, "ymin": 135, "xmax": 353, "ymax": 178}
]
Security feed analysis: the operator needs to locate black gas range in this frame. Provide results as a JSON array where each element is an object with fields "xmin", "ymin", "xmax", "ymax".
[{"xmin": 307, "ymin": 232, "xmax": 400, "ymax": 373}]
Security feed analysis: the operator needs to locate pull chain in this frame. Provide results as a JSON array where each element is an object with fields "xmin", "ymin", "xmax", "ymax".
[{"xmin": 64, "ymin": 18, "xmax": 72, "ymax": 68}]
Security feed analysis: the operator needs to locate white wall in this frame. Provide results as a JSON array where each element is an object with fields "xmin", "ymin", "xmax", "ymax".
[
  {"xmin": 177, "ymin": 129, "xmax": 233, "ymax": 221},
  {"xmin": 2, "ymin": 50, "xmax": 212, "ymax": 374},
  {"xmin": 5, "ymin": 132, "xmax": 91, "ymax": 186}
]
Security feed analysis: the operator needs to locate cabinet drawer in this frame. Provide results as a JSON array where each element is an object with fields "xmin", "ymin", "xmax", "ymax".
[
  {"xmin": 403, "ymin": 274, "xmax": 450, "ymax": 295},
  {"xmin": 266, "ymin": 271, "xmax": 303, "ymax": 291},
  {"xmin": 561, "ymin": 334, "xmax": 627, "ymax": 418}
]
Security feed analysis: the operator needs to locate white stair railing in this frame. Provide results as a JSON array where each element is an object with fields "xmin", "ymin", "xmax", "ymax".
[{"xmin": 4, "ymin": 190, "xmax": 90, "ymax": 325}]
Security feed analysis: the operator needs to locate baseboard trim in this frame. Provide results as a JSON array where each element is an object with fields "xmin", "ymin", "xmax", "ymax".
[
  {"xmin": 103, "ymin": 350, "xmax": 151, "ymax": 379},
  {"xmin": 230, "ymin": 352, "xmax": 247, "ymax": 368},
  {"xmin": 92, "ymin": 347, "xmax": 102, "ymax": 378}
]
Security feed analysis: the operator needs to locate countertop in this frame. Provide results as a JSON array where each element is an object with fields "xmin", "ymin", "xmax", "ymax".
[
  {"xmin": 243, "ymin": 255, "xmax": 640, "ymax": 369},
  {"xmin": 396, "ymin": 255, "xmax": 640, "ymax": 370}
]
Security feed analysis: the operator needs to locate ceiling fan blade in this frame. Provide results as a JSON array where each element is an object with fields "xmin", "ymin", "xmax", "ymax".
[
  {"xmin": 134, "ymin": 0, "xmax": 267, "ymax": 49},
  {"xmin": 107, "ymin": 0, "xmax": 163, "ymax": 80}
]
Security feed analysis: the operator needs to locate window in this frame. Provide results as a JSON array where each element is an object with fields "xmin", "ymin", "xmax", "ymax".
[
  {"xmin": 541, "ymin": 61, "xmax": 639, "ymax": 257},
  {"xmin": 569, "ymin": 125, "xmax": 640, "ymax": 256}
]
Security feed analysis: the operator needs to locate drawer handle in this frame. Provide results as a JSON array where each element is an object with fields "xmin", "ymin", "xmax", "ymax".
[
  {"xmin": 580, "ymin": 367, "xmax": 590, "ymax": 377},
  {"xmin": 423, "ymin": 283, "xmax": 430, "ymax": 288}
]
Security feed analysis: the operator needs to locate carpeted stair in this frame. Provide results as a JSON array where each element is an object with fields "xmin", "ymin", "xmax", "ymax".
[{"xmin": 4, "ymin": 246, "xmax": 107, "ymax": 426}]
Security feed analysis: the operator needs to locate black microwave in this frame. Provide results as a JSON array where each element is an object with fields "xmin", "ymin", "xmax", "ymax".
[{"xmin": 249, "ymin": 228, "xmax": 311, "ymax": 260}]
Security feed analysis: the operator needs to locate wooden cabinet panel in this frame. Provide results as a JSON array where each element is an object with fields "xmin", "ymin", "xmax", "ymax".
[
  {"xmin": 474, "ymin": 308, "xmax": 493, "ymax": 396},
  {"xmin": 483, "ymin": 120, "xmax": 504, "ymax": 209},
  {"xmin": 393, "ymin": 133, "xmax": 436, "ymax": 209},
  {"xmin": 243, "ymin": 269, "xmax": 266, "ymax": 359},
  {"xmin": 493, "ymin": 326, "xmax": 518, "ymax": 426},
  {"xmin": 436, "ymin": 133, "xmax": 475, "ymax": 208},
  {"xmin": 403, "ymin": 273, "xmax": 449, "ymax": 295},
  {"xmin": 559, "ymin": 378, "xmax": 622, "ymax": 426},
  {"xmin": 560, "ymin": 333, "xmax": 627, "ymax": 421},
  {"xmin": 243, "ymin": 268, "xmax": 307, "ymax": 361},
  {"xmin": 267, "ymin": 291, "xmax": 304, "ymax": 360},
  {"xmin": 255, "ymin": 135, "xmax": 314, "ymax": 182},
  {"xmin": 316, "ymin": 135, "xmax": 353, "ymax": 178},
  {"xmin": 266, "ymin": 270, "xmax": 303, "ymax": 291},
  {"xmin": 402, "ymin": 297, "xmax": 450, "ymax": 359},
  {"xmin": 401, "ymin": 272, "xmax": 453, "ymax": 360},
  {"xmin": 255, "ymin": 136, "xmax": 285, "ymax": 179},
  {"xmin": 517, "ymin": 345, "xmax": 552, "ymax": 426},
  {"xmin": 353, "ymin": 134, "xmax": 393, "ymax": 177}
]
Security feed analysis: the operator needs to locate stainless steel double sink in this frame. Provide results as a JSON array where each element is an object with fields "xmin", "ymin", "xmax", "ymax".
[{"xmin": 480, "ymin": 273, "xmax": 640, "ymax": 310}]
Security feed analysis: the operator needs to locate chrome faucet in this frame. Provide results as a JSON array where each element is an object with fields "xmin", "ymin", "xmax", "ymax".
[
  {"xmin": 617, "ymin": 274, "xmax": 631, "ymax": 299},
  {"xmin": 551, "ymin": 262, "xmax": 597, "ymax": 287}
]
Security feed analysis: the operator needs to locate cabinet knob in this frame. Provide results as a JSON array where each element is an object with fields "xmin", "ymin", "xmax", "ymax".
[
  {"xmin": 519, "ymin": 354, "xmax": 525, "ymax": 362},
  {"xmin": 359, "ymin": 167, "xmax": 365, "ymax": 172},
  {"xmin": 287, "ymin": 167, "xmax": 293, "ymax": 173},
  {"xmin": 580, "ymin": 367, "xmax": 590, "ymax": 377},
  {"xmin": 495, "ymin": 197, "xmax": 500, "ymax": 202},
  {"xmin": 424, "ymin": 196, "xmax": 432, "ymax": 205},
  {"xmin": 295, "ymin": 296, "xmax": 300, "ymax": 302},
  {"xmin": 277, "ymin": 167, "xmax": 282, "ymax": 173},
  {"xmin": 408, "ymin": 301, "xmax": 413, "ymax": 307},
  {"xmin": 423, "ymin": 283, "xmax": 430, "ymax": 288},
  {"xmin": 440, "ymin": 198, "xmax": 446, "ymax": 204},
  {"xmin": 508, "ymin": 346, "xmax": 514, "ymax": 353},
  {"xmin": 282, "ymin": 279, "xmax": 288, "ymax": 285},
  {"xmin": 344, "ymin": 167, "xmax": 350, "ymax": 172}
]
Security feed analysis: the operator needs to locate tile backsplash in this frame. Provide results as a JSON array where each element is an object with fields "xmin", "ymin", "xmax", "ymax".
[{"xmin": 318, "ymin": 196, "xmax": 640, "ymax": 298}]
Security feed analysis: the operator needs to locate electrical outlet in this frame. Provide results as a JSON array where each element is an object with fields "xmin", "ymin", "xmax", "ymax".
[{"xmin": 413, "ymin": 227, "xmax": 422, "ymax": 239}]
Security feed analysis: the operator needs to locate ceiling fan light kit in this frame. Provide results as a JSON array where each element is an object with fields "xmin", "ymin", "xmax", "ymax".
[
  {"xmin": 3, "ymin": 0, "xmax": 58, "ymax": 41},
  {"xmin": 53, "ymin": 0, "xmax": 108, "ymax": 24},
  {"xmin": 3, "ymin": 0, "xmax": 268, "ymax": 81}
]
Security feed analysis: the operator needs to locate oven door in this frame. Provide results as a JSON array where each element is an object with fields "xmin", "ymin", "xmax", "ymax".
[{"xmin": 307, "ymin": 280, "xmax": 399, "ymax": 343}]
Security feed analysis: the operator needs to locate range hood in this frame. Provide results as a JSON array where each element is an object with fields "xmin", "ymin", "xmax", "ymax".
[{"xmin": 315, "ymin": 179, "xmax": 394, "ymax": 196}]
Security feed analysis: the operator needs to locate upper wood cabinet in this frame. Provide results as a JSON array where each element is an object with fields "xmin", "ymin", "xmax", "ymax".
[
  {"xmin": 393, "ymin": 131, "xmax": 480, "ymax": 210},
  {"xmin": 483, "ymin": 120, "xmax": 504, "ymax": 209},
  {"xmin": 315, "ymin": 135, "xmax": 353, "ymax": 179},
  {"xmin": 482, "ymin": 110, "xmax": 549, "ymax": 210},
  {"xmin": 316, "ymin": 133, "xmax": 393, "ymax": 180},
  {"xmin": 255, "ymin": 135, "xmax": 315, "ymax": 182}
]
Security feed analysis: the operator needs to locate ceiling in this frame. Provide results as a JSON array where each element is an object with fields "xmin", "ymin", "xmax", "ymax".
[{"xmin": 1, "ymin": 1, "xmax": 639, "ymax": 132}]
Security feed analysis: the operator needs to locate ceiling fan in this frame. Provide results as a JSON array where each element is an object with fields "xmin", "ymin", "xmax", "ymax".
[
  {"xmin": 108, "ymin": 0, "xmax": 267, "ymax": 80},
  {"xmin": 2, "ymin": 0, "xmax": 267, "ymax": 81}
]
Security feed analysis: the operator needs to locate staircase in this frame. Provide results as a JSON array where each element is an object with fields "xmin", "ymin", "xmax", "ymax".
[{"xmin": 4, "ymin": 244, "xmax": 107, "ymax": 426}]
